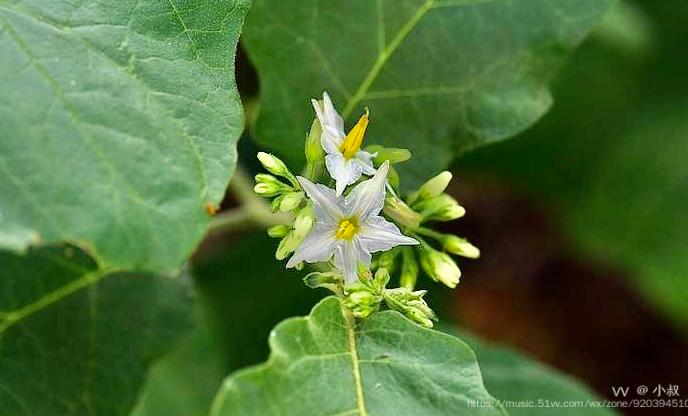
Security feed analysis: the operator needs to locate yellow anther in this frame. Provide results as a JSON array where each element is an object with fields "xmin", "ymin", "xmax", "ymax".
[
  {"xmin": 340, "ymin": 109, "xmax": 369, "ymax": 159},
  {"xmin": 335, "ymin": 218, "xmax": 358, "ymax": 240}
]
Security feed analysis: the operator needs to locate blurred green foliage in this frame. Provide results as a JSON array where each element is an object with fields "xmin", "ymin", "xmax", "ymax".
[{"xmin": 460, "ymin": 0, "xmax": 688, "ymax": 326}]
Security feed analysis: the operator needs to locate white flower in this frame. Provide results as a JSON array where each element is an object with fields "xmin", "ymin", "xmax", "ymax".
[
  {"xmin": 311, "ymin": 92, "xmax": 377, "ymax": 196},
  {"xmin": 286, "ymin": 162, "xmax": 418, "ymax": 283}
]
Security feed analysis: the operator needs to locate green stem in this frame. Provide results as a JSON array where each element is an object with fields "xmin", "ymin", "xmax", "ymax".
[
  {"xmin": 208, "ymin": 167, "xmax": 290, "ymax": 235},
  {"xmin": 414, "ymin": 226, "xmax": 446, "ymax": 242}
]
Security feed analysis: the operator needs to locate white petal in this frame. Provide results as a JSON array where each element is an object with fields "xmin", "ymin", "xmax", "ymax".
[
  {"xmin": 358, "ymin": 215, "xmax": 419, "ymax": 253},
  {"xmin": 354, "ymin": 150, "xmax": 377, "ymax": 176},
  {"xmin": 326, "ymin": 154, "xmax": 363, "ymax": 196},
  {"xmin": 333, "ymin": 237, "xmax": 371, "ymax": 284},
  {"xmin": 286, "ymin": 224, "xmax": 338, "ymax": 267},
  {"xmin": 311, "ymin": 93, "xmax": 344, "ymax": 154},
  {"xmin": 322, "ymin": 92, "xmax": 345, "ymax": 133},
  {"xmin": 353, "ymin": 151, "xmax": 376, "ymax": 175},
  {"xmin": 296, "ymin": 176, "xmax": 343, "ymax": 223},
  {"xmin": 345, "ymin": 161, "xmax": 389, "ymax": 220}
]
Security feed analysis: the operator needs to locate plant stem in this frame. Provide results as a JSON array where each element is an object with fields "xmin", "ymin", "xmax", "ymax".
[
  {"xmin": 208, "ymin": 167, "xmax": 290, "ymax": 235},
  {"xmin": 414, "ymin": 226, "xmax": 445, "ymax": 242}
]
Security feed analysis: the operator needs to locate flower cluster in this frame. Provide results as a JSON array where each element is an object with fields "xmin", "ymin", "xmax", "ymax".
[{"xmin": 254, "ymin": 92, "xmax": 479, "ymax": 327}]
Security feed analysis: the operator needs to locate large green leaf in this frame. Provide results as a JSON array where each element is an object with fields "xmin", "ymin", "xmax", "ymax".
[
  {"xmin": 462, "ymin": 333, "xmax": 617, "ymax": 416},
  {"xmin": 243, "ymin": 0, "xmax": 613, "ymax": 187},
  {"xmin": 461, "ymin": 2, "xmax": 688, "ymax": 326},
  {"xmin": 0, "ymin": 245, "xmax": 193, "ymax": 416},
  {"xmin": 211, "ymin": 296, "xmax": 506, "ymax": 416},
  {"xmin": 130, "ymin": 325, "xmax": 227, "ymax": 416},
  {"xmin": 131, "ymin": 233, "xmax": 322, "ymax": 416},
  {"xmin": 0, "ymin": 0, "xmax": 250, "ymax": 272}
]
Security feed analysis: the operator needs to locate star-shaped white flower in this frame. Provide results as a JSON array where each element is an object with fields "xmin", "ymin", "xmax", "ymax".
[
  {"xmin": 286, "ymin": 162, "xmax": 418, "ymax": 283},
  {"xmin": 311, "ymin": 92, "xmax": 377, "ymax": 196}
]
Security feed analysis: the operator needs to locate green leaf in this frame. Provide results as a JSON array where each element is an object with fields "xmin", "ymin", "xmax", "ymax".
[
  {"xmin": 0, "ymin": 0, "xmax": 250, "ymax": 272},
  {"xmin": 130, "ymin": 326, "xmax": 227, "ymax": 416},
  {"xmin": 243, "ymin": 0, "xmax": 613, "ymax": 187},
  {"xmin": 460, "ymin": 4, "xmax": 688, "ymax": 326},
  {"xmin": 211, "ymin": 296, "xmax": 506, "ymax": 416},
  {"xmin": 0, "ymin": 245, "xmax": 193, "ymax": 416},
  {"xmin": 461, "ymin": 333, "xmax": 618, "ymax": 416},
  {"xmin": 132, "ymin": 233, "xmax": 322, "ymax": 416}
]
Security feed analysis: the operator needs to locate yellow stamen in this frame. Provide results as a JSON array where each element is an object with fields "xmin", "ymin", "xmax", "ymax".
[
  {"xmin": 340, "ymin": 109, "xmax": 369, "ymax": 159},
  {"xmin": 335, "ymin": 218, "xmax": 358, "ymax": 240}
]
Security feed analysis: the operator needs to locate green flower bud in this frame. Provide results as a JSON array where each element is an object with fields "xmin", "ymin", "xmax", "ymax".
[
  {"xmin": 277, "ymin": 191, "xmax": 304, "ymax": 212},
  {"xmin": 383, "ymin": 194, "xmax": 422, "ymax": 229},
  {"xmin": 404, "ymin": 306, "xmax": 434, "ymax": 328},
  {"xmin": 255, "ymin": 173, "xmax": 284, "ymax": 185},
  {"xmin": 408, "ymin": 299, "xmax": 437, "ymax": 321},
  {"xmin": 444, "ymin": 235, "xmax": 480, "ymax": 259},
  {"xmin": 382, "ymin": 287, "xmax": 436, "ymax": 328},
  {"xmin": 305, "ymin": 117, "xmax": 324, "ymax": 163},
  {"xmin": 303, "ymin": 271, "xmax": 338, "ymax": 290},
  {"xmin": 419, "ymin": 246, "xmax": 461, "ymax": 288},
  {"xmin": 343, "ymin": 283, "xmax": 382, "ymax": 319},
  {"xmin": 293, "ymin": 204, "xmax": 314, "ymax": 238},
  {"xmin": 270, "ymin": 194, "xmax": 285, "ymax": 212},
  {"xmin": 400, "ymin": 247, "xmax": 419, "ymax": 290},
  {"xmin": 387, "ymin": 165, "xmax": 401, "ymax": 191},
  {"xmin": 409, "ymin": 171, "xmax": 452, "ymax": 204},
  {"xmin": 257, "ymin": 151, "xmax": 288, "ymax": 175},
  {"xmin": 267, "ymin": 224, "xmax": 290, "ymax": 238},
  {"xmin": 257, "ymin": 152, "xmax": 299, "ymax": 187},
  {"xmin": 366, "ymin": 145, "xmax": 412, "ymax": 164},
  {"xmin": 275, "ymin": 231, "xmax": 301, "ymax": 260},
  {"xmin": 254, "ymin": 182, "xmax": 282, "ymax": 197},
  {"xmin": 373, "ymin": 267, "xmax": 390, "ymax": 288},
  {"xmin": 414, "ymin": 194, "xmax": 465, "ymax": 222},
  {"xmin": 357, "ymin": 262, "xmax": 373, "ymax": 282}
]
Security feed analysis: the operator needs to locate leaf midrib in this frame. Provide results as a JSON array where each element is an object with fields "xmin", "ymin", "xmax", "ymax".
[{"xmin": 340, "ymin": 300, "xmax": 368, "ymax": 416}]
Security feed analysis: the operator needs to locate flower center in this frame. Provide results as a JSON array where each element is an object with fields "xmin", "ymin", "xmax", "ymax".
[
  {"xmin": 340, "ymin": 109, "xmax": 369, "ymax": 159},
  {"xmin": 335, "ymin": 217, "xmax": 358, "ymax": 240}
]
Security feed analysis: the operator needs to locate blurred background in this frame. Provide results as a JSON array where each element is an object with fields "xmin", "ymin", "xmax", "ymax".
[{"xmin": 137, "ymin": 1, "xmax": 687, "ymax": 415}]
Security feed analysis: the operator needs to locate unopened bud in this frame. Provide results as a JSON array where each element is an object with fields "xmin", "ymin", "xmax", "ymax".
[
  {"xmin": 373, "ymin": 267, "xmax": 390, "ymax": 288},
  {"xmin": 409, "ymin": 171, "xmax": 452, "ymax": 204},
  {"xmin": 414, "ymin": 194, "xmax": 465, "ymax": 222},
  {"xmin": 419, "ymin": 246, "xmax": 461, "ymax": 288},
  {"xmin": 387, "ymin": 165, "xmax": 401, "ymax": 191},
  {"xmin": 383, "ymin": 194, "xmax": 422, "ymax": 229},
  {"xmin": 254, "ymin": 182, "xmax": 282, "ymax": 197},
  {"xmin": 293, "ymin": 205, "xmax": 314, "ymax": 238},
  {"xmin": 267, "ymin": 224, "xmax": 290, "ymax": 238},
  {"xmin": 305, "ymin": 117, "xmax": 324, "ymax": 163},
  {"xmin": 343, "ymin": 284, "xmax": 382, "ymax": 319},
  {"xmin": 277, "ymin": 191, "xmax": 304, "ymax": 212},
  {"xmin": 382, "ymin": 287, "xmax": 436, "ymax": 328},
  {"xmin": 444, "ymin": 235, "xmax": 480, "ymax": 259},
  {"xmin": 366, "ymin": 145, "xmax": 412, "ymax": 164},
  {"xmin": 303, "ymin": 271, "xmax": 338, "ymax": 290},
  {"xmin": 408, "ymin": 299, "xmax": 437, "ymax": 321},
  {"xmin": 276, "ymin": 232, "xmax": 301, "ymax": 260},
  {"xmin": 257, "ymin": 152, "xmax": 298, "ymax": 187},
  {"xmin": 404, "ymin": 306, "xmax": 434, "ymax": 328},
  {"xmin": 400, "ymin": 247, "xmax": 419, "ymax": 290}
]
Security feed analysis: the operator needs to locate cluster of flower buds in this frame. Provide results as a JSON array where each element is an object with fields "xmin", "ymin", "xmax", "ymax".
[
  {"xmin": 380, "ymin": 170, "xmax": 480, "ymax": 290},
  {"xmin": 253, "ymin": 91, "xmax": 481, "ymax": 327},
  {"xmin": 256, "ymin": 152, "xmax": 317, "ymax": 264},
  {"xmin": 254, "ymin": 152, "xmax": 305, "ymax": 213},
  {"xmin": 306, "ymin": 265, "xmax": 437, "ymax": 328}
]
